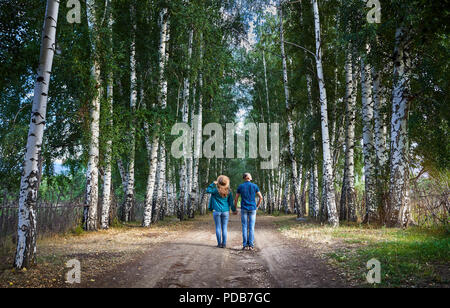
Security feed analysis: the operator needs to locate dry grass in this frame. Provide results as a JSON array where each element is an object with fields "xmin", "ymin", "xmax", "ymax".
[
  {"xmin": 0, "ymin": 217, "xmax": 195, "ymax": 288},
  {"xmin": 274, "ymin": 216, "xmax": 450, "ymax": 287}
]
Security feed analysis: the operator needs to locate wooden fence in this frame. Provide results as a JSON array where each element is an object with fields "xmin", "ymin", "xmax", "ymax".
[{"xmin": 0, "ymin": 202, "xmax": 83, "ymax": 252}]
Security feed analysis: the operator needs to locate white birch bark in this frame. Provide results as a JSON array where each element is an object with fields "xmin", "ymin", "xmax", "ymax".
[
  {"xmin": 340, "ymin": 48, "xmax": 357, "ymax": 222},
  {"xmin": 143, "ymin": 7, "xmax": 170, "ymax": 227},
  {"xmin": 187, "ymin": 84, "xmax": 196, "ymax": 218},
  {"xmin": 192, "ymin": 33, "xmax": 203, "ymax": 216},
  {"xmin": 306, "ymin": 74, "xmax": 320, "ymax": 219},
  {"xmin": 361, "ymin": 44, "xmax": 377, "ymax": 223},
  {"xmin": 154, "ymin": 9, "xmax": 170, "ymax": 223},
  {"xmin": 166, "ymin": 159, "xmax": 176, "ymax": 217},
  {"xmin": 84, "ymin": 0, "xmax": 102, "ymax": 231},
  {"xmin": 389, "ymin": 27, "xmax": 411, "ymax": 228},
  {"xmin": 278, "ymin": 3, "xmax": 302, "ymax": 215},
  {"xmin": 143, "ymin": 138, "xmax": 160, "ymax": 227},
  {"xmin": 153, "ymin": 144, "xmax": 167, "ymax": 222},
  {"xmin": 14, "ymin": 0, "xmax": 60, "ymax": 269},
  {"xmin": 101, "ymin": 2, "xmax": 114, "ymax": 229},
  {"xmin": 262, "ymin": 49, "xmax": 277, "ymax": 213},
  {"xmin": 300, "ymin": 170, "xmax": 308, "ymax": 216},
  {"xmin": 122, "ymin": 2, "xmax": 137, "ymax": 222},
  {"xmin": 117, "ymin": 159, "xmax": 128, "ymax": 196},
  {"xmin": 372, "ymin": 64, "xmax": 389, "ymax": 222},
  {"xmin": 101, "ymin": 72, "xmax": 114, "ymax": 229},
  {"xmin": 178, "ymin": 28, "xmax": 193, "ymax": 220},
  {"xmin": 282, "ymin": 172, "xmax": 290, "ymax": 214},
  {"xmin": 311, "ymin": 0, "xmax": 338, "ymax": 227},
  {"xmin": 372, "ymin": 67, "xmax": 388, "ymax": 169}
]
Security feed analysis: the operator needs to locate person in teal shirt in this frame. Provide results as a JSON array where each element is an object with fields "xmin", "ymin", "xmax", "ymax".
[{"xmin": 207, "ymin": 175, "xmax": 237, "ymax": 248}]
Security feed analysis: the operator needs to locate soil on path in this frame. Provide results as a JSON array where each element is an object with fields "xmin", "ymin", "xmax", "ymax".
[{"xmin": 85, "ymin": 215, "xmax": 346, "ymax": 288}]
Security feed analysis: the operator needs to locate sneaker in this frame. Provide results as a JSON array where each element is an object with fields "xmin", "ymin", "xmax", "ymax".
[
  {"xmin": 242, "ymin": 246, "xmax": 247, "ymax": 250},
  {"xmin": 217, "ymin": 244, "xmax": 222, "ymax": 248},
  {"xmin": 221, "ymin": 244, "xmax": 226, "ymax": 249},
  {"xmin": 249, "ymin": 246, "xmax": 255, "ymax": 251}
]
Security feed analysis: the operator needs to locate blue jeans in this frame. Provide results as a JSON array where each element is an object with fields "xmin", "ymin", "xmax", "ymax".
[
  {"xmin": 213, "ymin": 211, "xmax": 229, "ymax": 246},
  {"xmin": 241, "ymin": 209, "xmax": 256, "ymax": 247}
]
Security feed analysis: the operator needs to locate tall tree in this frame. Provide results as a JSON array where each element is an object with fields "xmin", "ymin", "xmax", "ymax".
[
  {"xmin": 178, "ymin": 26, "xmax": 194, "ymax": 220},
  {"xmin": 122, "ymin": 1, "xmax": 137, "ymax": 222},
  {"xmin": 84, "ymin": 0, "xmax": 103, "ymax": 231},
  {"xmin": 340, "ymin": 48, "xmax": 357, "ymax": 222},
  {"xmin": 143, "ymin": 6, "xmax": 170, "ymax": 227},
  {"xmin": 14, "ymin": 0, "xmax": 60, "ymax": 269},
  {"xmin": 153, "ymin": 7, "xmax": 171, "ymax": 223},
  {"xmin": 388, "ymin": 26, "xmax": 412, "ymax": 228},
  {"xmin": 278, "ymin": 2, "xmax": 302, "ymax": 216},
  {"xmin": 101, "ymin": 0, "xmax": 114, "ymax": 229},
  {"xmin": 311, "ymin": 0, "xmax": 338, "ymax": 227},
  {"xmin": 361, "ymin": 44, "xmax": 377, "ymax": 223}
]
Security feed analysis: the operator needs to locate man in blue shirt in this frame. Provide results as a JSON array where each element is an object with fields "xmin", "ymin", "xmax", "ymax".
[{"xmin": 234, "ymin": 173, "xmax": 263, "ymax": 250}]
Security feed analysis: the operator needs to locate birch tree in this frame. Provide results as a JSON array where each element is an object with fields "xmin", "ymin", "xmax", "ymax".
[
  {"xmin": 388, "ymin": 27, "xmax": 412, "ymax": 228},
  {"xmin": 361, "ymin": 44, "xmax": 377, "ymax": 223},
  {"xmin": 178, "ymin": 27, "xmax": 194, "ymax": 220},
  {"xmin": 305, "ymin": 74, "xmax": 320, "ymax": 219},
  {"xmin": 122, "ymin": 2, "xmax": 138, "ymax": 222},
  {"xmin": 278, "ymin": 2, "xmax": 302, "ymax": 215},
  {"xmin": 84, "ymin": 0, "xmax": 103, "ymax": 231},
  {"xmin": 311, "ymin": 0, "xmax": 338, "ymax": 227},
  {"xmin": 153, "ymin": 8, "xmax": 170, "ymax": 223},
  {"xmin": 372, "ymin": 64, "xmax": 389, "ymax": 219},
  {"xmin": 340, "ymin": 49, "xmax": 357, "ymax": 221},
  {"xmin": 101, "ymin": 3, "xmax": 114, "ymax": 228},
  {"xmin": 143, "ymin": 7, "xmax": 170, "ymax": 227},
  {"xmin": 14, "ymin": 0, "xmax": 60, "ymax": 269},
  {"xmin": 192, "ymin": 33, "xmax": 204, "ymax": 216},
  {"xmin": 372, "ymin": 66, "xmax": 388, "ymax": 169}
]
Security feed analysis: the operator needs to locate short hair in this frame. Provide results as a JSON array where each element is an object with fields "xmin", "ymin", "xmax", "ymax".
[{"xmin": 243, "ymin": 173, "xmax": 251, "ymax": 180}]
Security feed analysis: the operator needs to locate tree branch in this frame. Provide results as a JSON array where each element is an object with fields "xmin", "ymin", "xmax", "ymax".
[{"xmin": 284, "ymin": 41, "xmax": 317, "ymax": 60}]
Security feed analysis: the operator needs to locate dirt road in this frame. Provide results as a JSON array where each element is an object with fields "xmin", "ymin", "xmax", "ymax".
[{"xmin": 87, "ymin": 215, "xmax": 346, "ymax": 288}]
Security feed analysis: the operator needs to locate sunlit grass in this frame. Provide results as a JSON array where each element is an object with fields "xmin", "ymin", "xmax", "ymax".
[{"xmin": 276, "ymin": 216, "xmax": 450, "ymax": 287}]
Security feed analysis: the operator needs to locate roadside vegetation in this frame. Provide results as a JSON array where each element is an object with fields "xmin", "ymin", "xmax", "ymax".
[{"xmin": 275, "ymin": 216, "xmax": 449, "ymax": 288}]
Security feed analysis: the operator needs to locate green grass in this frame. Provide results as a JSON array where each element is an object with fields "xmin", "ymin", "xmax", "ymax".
[
  {"xmin": 328, "ymin": 226, "xmax": 450, "ymax": 287},
  {"xmin": 275, "ymin": 216, "xmax": 449, "ymax": 287}
]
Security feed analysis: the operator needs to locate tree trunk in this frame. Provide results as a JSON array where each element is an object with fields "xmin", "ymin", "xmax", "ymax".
[
  {"xmin": 278, "ymin": 3, "xmax": 302, "ymax": 215},
  {"xmin": 306, "ymin": 74, "xmax": 319, "ymax": 219},
  {"xmin": 192, "ymin": 33, "xmax": 204, "ymax": 216},
  {"xmin": 361, "ymin": 44, "xmax": 377, "ymax": 224},
  {"xmin": 388, "ymin": 27, "xmax": 411, "ymax": 228},
  {"xmin": 101, "ymin": 2, "xmax": 114, "ymax": 229},
  {"xmin": 101, "ymin": 73, "xmax": 114, "ymax": 229},
  {"xmin": 153, "ymin": 144, "xmax": 167, "ymax": 223},
  {"xmin": 340, "ymin": 48, "xmax": 357, "ymax": 222},
  {"xmin": 143, "ymin": 7, "xmax": 170, "ymax": 227},
  {"xmin": 311, "ymin": 0, "xmax": 338, "ymax": 227},
  {"xmin": 14, "ymin": 0, "xmax": 60, "ymax": 269},
  {"xmin": 372, "ymin": 65, "xmax": 389, "ymax": 222},
  {"xmin": 84, "ymin": 0, "xmax": 102, "ymax": 231},
  {"xmin": 123, "ymin": 2, "xmax": 138, "ymax": 222},
  {"xmin": 179, "ymin": 28, "xmax": 193, "ymax": 221}
]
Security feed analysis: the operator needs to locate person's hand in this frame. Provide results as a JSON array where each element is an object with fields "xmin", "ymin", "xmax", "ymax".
[{"xmin": 213, "ymin": 181, "xmax": 218, "ymax": 185}]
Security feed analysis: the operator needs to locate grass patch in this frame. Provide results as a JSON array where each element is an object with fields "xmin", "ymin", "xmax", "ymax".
[
  {"xmin": 0, "ymin": 215, "xmax": 196, "ymax": 288},
  {"xmin": 276, "ymin": 216, "xmax": 450, "ymax": 287}
]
